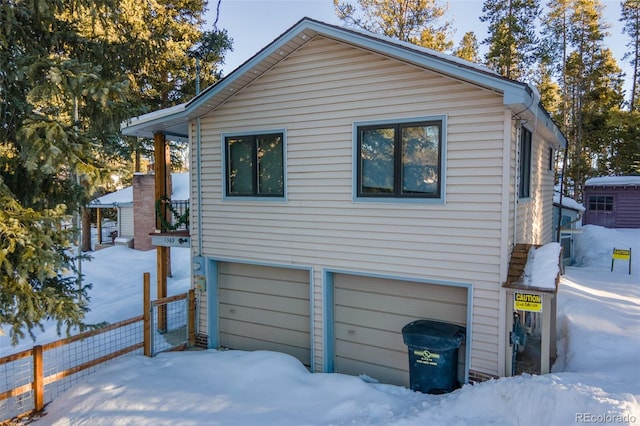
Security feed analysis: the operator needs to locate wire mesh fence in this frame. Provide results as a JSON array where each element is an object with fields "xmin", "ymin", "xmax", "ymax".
[
  {"xmin": 0, "ymin": 349, "xmax": 34, "ymax": 423},
  {"xmin": 40, "ymin": 317, "xmax": 144, "ymax": 405},
  {"xmin": 0, "ymin": 317, "xmax": 143, "ymax": 424},
  {"xmin": 0, "ymin": 286, "xmax": 195, "ymax": 424},
  {"xmin": 150, "ymin": 293, "xmax": 190, "ymax": 355}
]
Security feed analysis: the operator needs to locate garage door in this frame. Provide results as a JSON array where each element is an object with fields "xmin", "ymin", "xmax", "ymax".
[
  {"xmin": 334, "ymin": 274, "xmax": 468, "ymax": 386},
  {"xmin": 218, "ymin": 263, "xmax": 311, "ymax": 365}
]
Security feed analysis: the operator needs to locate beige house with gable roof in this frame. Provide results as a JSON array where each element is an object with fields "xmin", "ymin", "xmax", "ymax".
[{"xmin": 121, "ymin": 18, "xmax": 566, "ymax": 385}]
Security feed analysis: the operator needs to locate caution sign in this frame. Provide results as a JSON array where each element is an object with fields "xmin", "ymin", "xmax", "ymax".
[
  {"xmin": 514, "ymin": 292, "xmax": 542, "ymax": 312},
  {"xmin": 612, "ymin": 249, "xmax": 630, "ymax": 260},
  {"xmin": 611, "ymin": 247, "xmax": 632, "ymax": 274}
]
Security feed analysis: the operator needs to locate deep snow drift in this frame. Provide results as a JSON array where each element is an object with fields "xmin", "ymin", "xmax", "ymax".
[{"xmin": 2, "ymin": 225, "xmax": 638, "ymax": 425}]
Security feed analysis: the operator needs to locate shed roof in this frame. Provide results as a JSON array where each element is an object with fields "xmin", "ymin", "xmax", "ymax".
[
  {"xmin": 120, "ymin": 17, "xmax": 566, "ymax": 149},
  {"xmin": 585, "ymin": 176, "xmax": 640, "ymax": 187}
]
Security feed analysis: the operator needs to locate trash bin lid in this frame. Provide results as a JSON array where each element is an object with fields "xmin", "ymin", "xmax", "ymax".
[{"xmin": 402, "ymin": 319, "xmax": 465, "ymax": 351}]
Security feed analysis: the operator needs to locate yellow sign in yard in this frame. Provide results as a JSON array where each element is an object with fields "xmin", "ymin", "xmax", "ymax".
[
  {"xmin": 514, "ymin": 292, "xmax": 542, "ymax": 312},
  {"xmin": 611, "ymin": 247, "xmax": 632, "ymax": 274},
  {"xmin": 613, "ymin": 249, "xmax": 631, "ymax": 260}
]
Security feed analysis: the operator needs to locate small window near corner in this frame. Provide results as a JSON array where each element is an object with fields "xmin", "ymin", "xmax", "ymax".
[
  {"xmin": 519, "ymin": 127, "xmax": 532, "ymax": 198},
  {"xmin": 225, "ymin": 133, "xmax": 284, "ymax": 197},
  {"xmin": 356, "ymin": 120, "xmax": 443, "ymax": 199}
]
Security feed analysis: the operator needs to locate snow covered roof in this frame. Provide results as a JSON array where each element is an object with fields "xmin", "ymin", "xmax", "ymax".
[
  {"xmin": 553, "ymin": 193, "xmax": 585, "ymax": 212},
  {"xmin": 585, "ymin": 176, "xmax": 640, "ymax": 187},
  {"xmin": 89, "ymin": 173, "xmax": 189, "ymax": 207},
  {"xmin": 89, "ymin": 186, "xmax": 133, "ymax": 208}
]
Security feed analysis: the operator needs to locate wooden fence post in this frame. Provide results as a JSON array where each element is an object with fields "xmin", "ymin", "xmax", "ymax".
[
  {"xmin": 143, "ymin": 272, "xmax": 151, "ymax": 357},
  {"xmin": 33, "ymin": 345, "xmax": 44, "ymax": 412},
  {"xmin": 188, "ymin": 289, "xmax": 196, "ymax": 348}
]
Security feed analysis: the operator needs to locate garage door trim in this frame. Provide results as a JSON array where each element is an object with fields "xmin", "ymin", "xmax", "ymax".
[
  {"xmin": 206, "ymin": 257, "xmax": 315, "ymax": 371},
  {"xmin": 323, "ymin": 268, "xmax": 473, "ymax": 384}
]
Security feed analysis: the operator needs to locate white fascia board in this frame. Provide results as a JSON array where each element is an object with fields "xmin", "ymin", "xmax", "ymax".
[
  {"xmin": 185, "ymin": 22, "xmax": 315, "ymax": 114},
  {"xmin": 187, "ymin": 19, "xmax": 524, "ymax": 116},
  {"xmin": 120, "ymin": 103, "xmax": 188, "ymax": 139}
]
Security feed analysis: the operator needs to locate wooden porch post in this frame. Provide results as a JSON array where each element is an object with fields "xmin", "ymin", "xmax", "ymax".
[
  {"xmin": 96, "ymin": 208, "xmax": 103, "ymax": 244},
  {"xmin": 154, "ymin": 133, "xmax": 169, "ymax": 331},
  {"xmin": 143, "ymin": 272, "xmax": 151, "ymax": 357}
]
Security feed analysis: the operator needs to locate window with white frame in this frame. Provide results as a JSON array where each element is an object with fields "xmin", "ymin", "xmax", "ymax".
[
  {"xmin": 356, "ymin": 120, "xmax": 443, "ymax": 199},
  {"xmin": 225, "ymin": 132, "xmax": 284, "ymax": 197}
]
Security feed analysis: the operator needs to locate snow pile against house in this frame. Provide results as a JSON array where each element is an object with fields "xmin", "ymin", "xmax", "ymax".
[{"xmin": 522, "ymin": 243, "xmax": 562, "ymax": 290}]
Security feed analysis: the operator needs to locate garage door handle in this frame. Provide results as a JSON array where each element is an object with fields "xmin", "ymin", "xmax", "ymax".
[
  {"xmin": 229, "ymin": 309, "xmax": 236, "ymax": 314},
  {"xmin": 348, "ymin": 329, "xmax": 356, "ymax": 335}
]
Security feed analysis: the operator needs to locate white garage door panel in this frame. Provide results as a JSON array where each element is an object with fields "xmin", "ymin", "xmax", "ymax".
[
  {"xmin": 336, "ymin": 357, "xmax": 406, "ymax": 386},
  {"xmin": 220, "ymin": 289, "xmax": 310, "ymax": 316},
  {"xmin": 336, "ymin": 339, "xmax": 408, "ymax": 370},
  {"xmin": 334, "ymin": 323, "xmax": 405, "ymax": 350},
  {"xmin": 334, "ymin": 274, "xmax": 467, "ymax": 387},
  {"xmin": 335, "ymin": 288, "xmax": 467, "ymax": 325},
  {"xmin": 220, "ymin": 273, "xmax": 310, "ymax": 299},
  {"xmin": 221, "ymin": 334, "xmax": 311, "ymax": 365},
  {"xmin": 219, "ymin": 318, "xmax": 310, "ymax": 348},
  {"xmin": 219, "ymin": 304, "xmax": 309, "ymax": 332},
  {"xmin": 218, "ymin": 262, "xmax": 311, "ymax": 366}
]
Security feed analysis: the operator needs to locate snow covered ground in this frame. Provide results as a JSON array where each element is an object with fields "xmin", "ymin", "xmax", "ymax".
[{"xmin": 2, "ymin": 225, "xmax": 639, "ymax": 425}]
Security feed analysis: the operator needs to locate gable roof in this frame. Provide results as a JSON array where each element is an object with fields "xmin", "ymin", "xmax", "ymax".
[{"xmin": 121, "ymin": 17, "xmax": 566, "ymax": 148}]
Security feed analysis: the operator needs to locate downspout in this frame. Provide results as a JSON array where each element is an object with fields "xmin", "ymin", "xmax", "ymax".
[
  {"xmin": 195, "ymin": 58, "xmax": 203, "ymax": 257},
  {"xmin": 555, "ymin": 145, "xmax": 569, "ymax": 243},
  {"xmin": 196, "ymin": 116, "xmax": 203, "ymax": 256},
  {"xmin": 498, "ymin": 109, "xmax": 513, "ymax": 376},
  {"xmin": 514, "ymin": 120, "xmax": 521, "ymax": 245}
]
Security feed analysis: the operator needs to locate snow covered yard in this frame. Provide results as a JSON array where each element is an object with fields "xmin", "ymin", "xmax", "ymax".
[{"xmin": 2, "ymin": 225, "xmax": 638, "ymax": 425}]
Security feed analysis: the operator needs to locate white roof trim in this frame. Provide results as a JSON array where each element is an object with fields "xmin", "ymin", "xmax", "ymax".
[{"xmin": 121, "ymin": 17, "xmax": 566, "ymax": 147}]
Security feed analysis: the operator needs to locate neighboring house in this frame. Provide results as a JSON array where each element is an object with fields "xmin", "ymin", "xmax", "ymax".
[
  {"xmin": 89, "ymin": 185, "xmax": 134, "ymax": 248},
  {"xmin": 89, "ymin": 173, "xmax": 190, "ymax": 250},
  {"xmin": 120, "ymin": 18, "xmax": 566, "ymax": 385},
  {"xmin": 553, "ymin": 191, "xmax": 584, "ymax": 266},
  {"xmin": 582, "ymin": 176, "xmax": 640, "ymax": 229}
]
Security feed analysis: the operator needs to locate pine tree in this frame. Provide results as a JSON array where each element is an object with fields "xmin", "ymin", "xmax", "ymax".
[
  {"xmin": 541, "ymin": 0, "xmax": 626, "ymax": 199},
  {"xmin": 333, "ymin": 0, "xmax": 453, "ymax": 51},
  {"xmin": 0, "ymin": 0, "xmax": 231, "ymax": 344},
  {"xmin": 453, "ymin": 31, "xmax": 480, "ymax": 62},
  {"xmin": 621, "ymin": 0, "xmax": 640, "ymax": 110},
  {"xmin": 481, "ymin": 0, "xmax": 541, "ymax": 81}
]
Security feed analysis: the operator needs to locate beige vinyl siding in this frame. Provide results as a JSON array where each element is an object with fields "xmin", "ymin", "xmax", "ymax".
[
  {"xmin": 334, "ymin": 274, "xmax": 467, "ymax": 387},
  {"xmin": 119, "ymin": 206, "xmax": 134, "ymax": 238},
  {"xmin": 194, "ymin": 36, "xmax": 508, "ymax": 376},
  {"xmin": 516, "ymin": 126, "xmax": 555, "ymax": 245},
  {"xmin": 218, "ymin": 263, "xmax": 311, "ymax": 365}
]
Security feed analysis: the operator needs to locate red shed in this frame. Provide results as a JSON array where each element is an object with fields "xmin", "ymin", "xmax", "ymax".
[{"xmin": 583, "ymin": 176, "xmax": 640, "ymax": 228}]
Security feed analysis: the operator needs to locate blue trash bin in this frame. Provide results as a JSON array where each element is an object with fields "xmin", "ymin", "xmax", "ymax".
[{"xmin": 402, "ymin": 319, "xmax": 465, "ymax": 394}]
